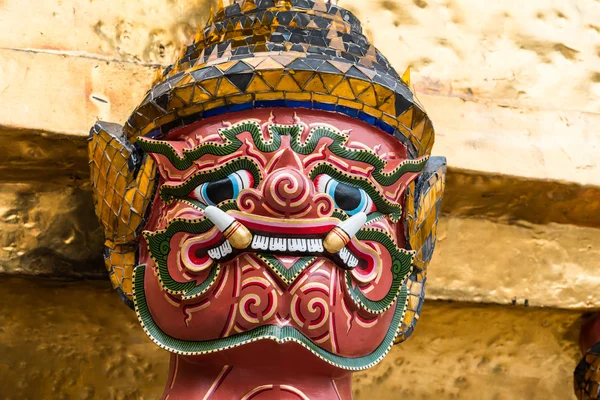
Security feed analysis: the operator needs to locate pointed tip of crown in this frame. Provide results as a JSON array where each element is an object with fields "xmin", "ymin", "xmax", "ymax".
[{"xmin": 402, "ymin": 67, "xmax": 411, "ymax": 87}]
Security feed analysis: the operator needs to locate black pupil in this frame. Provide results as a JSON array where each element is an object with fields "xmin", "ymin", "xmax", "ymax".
[
  {"xmin": 334, "ymin": 182, "xmax": 362, "ymax": 211},
  {"xmin": 205, "ymin": 177, "xmax": 234, "ymax": 205}
]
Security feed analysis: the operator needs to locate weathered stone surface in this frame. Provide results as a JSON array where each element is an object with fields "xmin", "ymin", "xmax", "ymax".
[
  {"xmin": 0, "ymin": 277, "xmax": 166, "ymax": 400},
  {"xmin": 445, "ymin": 169, "xmax": 600, "ymax": 229},
  {"xmin": 0, "ymin": 48, "xmax": 153, "ymax": 136},
  {"xmin": 0, "ymin": 128, "xmax": 89, "ymax": 184},
  {"xmin": 0, "ymin": 183, "xmax": 104, "ymax": 278},
  {"xmin": 0, "ymin": 0, "xmax": 212, "ymax": 64},
  {"xmin": 353, "ymin": 301, "xmax": 582, "ymax": 400},
  {"xmin": 0, "ymin": 277, "xmax": 582, "ymax": 399},
  {"xmin": 429, "ymin": 217, "xmax": 600, "ymax": 309},
  {"xmin": 422, "ymin": 93, "xmax": 600, "ymax": 186},
  {"xmin": 1, "ymin": 0, "xmax": 598, "ymax": 185},
  {"xmin": 347, "ymin": 0, "xmax": 600, "ymax": 113}
]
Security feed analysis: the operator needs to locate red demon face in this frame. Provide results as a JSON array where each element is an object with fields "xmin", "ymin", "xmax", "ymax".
[{"xmin": 133, "ymin": 108, "xmax": 428, "ymax": 370}]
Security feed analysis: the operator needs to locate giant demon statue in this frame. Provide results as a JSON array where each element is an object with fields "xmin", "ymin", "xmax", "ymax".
[{"xmin": 89, "ymin": 1, "xmax": 446, "ymax": 398}]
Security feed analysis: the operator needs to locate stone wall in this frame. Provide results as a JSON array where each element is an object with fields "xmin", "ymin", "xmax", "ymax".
[
  {"xmin": 0, "ymin": 0, "xmax": 598, "ymax": 398},
  {"xmin": 0, "ymin": 277, "xmax": 583, "ymax": 400}
]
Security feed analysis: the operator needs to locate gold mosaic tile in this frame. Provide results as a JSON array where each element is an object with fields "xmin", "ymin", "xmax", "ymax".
[
  {"xmin": 303, "ymin": 74, "xmax": 328, "ymax": 93},
  {"xmin": 89, "ymin": 122, "xmax": 158, "ymax": 301},
  {"xmin": 398, "ymin": 157, "xmax": 446, "ymax": 342}
]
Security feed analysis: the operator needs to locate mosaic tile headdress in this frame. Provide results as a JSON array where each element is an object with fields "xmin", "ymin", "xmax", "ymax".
[
  {"xmin": 125, "ymin": 0, "xmax": 434, "ymax": 157},
  {"xmin": 89, "ymin": 0, "xmax": 437, "ymax": 307}
]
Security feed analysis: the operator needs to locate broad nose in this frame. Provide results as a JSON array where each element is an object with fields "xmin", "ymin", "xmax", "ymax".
[
  {"xmin": 263, "ymin": 169, "xmax": 311, "ymax": 217},
  {"xmin": 236, "ymin": 147, "xmax": 334, "ymax": 219}
]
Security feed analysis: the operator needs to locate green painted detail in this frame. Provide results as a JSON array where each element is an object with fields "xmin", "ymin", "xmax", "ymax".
[
  {"xmin": 133, "ymin": 264, "xmax": 409, "ymax": 371},
  {"xmin": 332, "ymin": 210, "xmax": 349, "ymax": 221},
  {"xmin": 332, "ymin": 209, "xmax": 384, "ymax": 225},
  {"xmin": 218, "ymin": 200, "xmax": 241, "ymax": 213},
  {"xmin": 159, "ymin": 158, "xmax": 262, "ymax": 203},
  {"xmin": 143, "ymin": 217, "xmax": 219, "ymax": 299},
  {"xmin": 176, "ymin": 198, "xmax": 206, "ymax": 211},
  {"xmin": 257, "ymin": 255, "xmax": 316, "ymax": 285},
  {"xmin": 136, "ymin": 120, "xmax": 280, "ymax": 171},
  {"xmin": 173, "ymin": 199, "xmax": 239, "ymax": 214},
  {"xmin": 309, "ymin": 164, "xmax": 402, "ymax": 222},
  {"xmin": 366, "ymin": 211, "xmax": 386, "ymax": 224},
  {"xmin": 136, "ymin": 120, "xmax": 427, "ymax": 189},
  {"xmin": 345, "ymin": 228, "xmax": 414, "ymax": 314},
  {"xmin": 268, "ymin": 123, "xmax": 303, "ymax": 138},
  {"xmin": 284, "ymin": 125, "xmax": 428, "ymax": 186}
]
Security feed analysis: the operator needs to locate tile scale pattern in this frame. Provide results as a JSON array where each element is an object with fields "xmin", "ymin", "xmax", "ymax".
[
  {"xmin": 123, "ymin": 0, "xmax": 435, "ymax": 159},
  {"xmin": 396, "ymin": 157, "xmax": 446, "ymax": 343},
  {"xmin": 575, "ymin": 343, "xmax": 600, "ymax": 400},
  {"xmin": 88, "ymin": 122, "xmax": 158, "ymax": 303}
]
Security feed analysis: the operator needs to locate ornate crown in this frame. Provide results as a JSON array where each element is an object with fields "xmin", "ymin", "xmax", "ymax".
[{"xmin": 124, "ymin": 0, "xmax": 434, "ymax": 159}]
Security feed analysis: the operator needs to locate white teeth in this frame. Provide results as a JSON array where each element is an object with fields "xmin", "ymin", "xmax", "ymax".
[
  {"xmin": 208, "ymin": 248, "xmax": 221, "ymax": 260},
  {"xmin": 339, "ymin": 247, "xmax": 350, "ymax": 263},
  {"xmin": 307, "ymin": 239, "xmax": 323, "ymax": 253},
  {"xmin": 338, "ymin": 246, "xmax": 359, "ymax": 269},
  {"xmin": 348, "ymin": 254, "xmax": 359, "ymax": 268},
  {"xmin": 210, "ymin": 235, "xmax": 358, "ymax": 268},
  {"xmin": 269, "ymin": 237, "xmax": 286, "ymax": 251},
  {"xmin": 251, "ymin": 235, "xmax": 270, "ymax": 250},
  {"xmin": 250, "ymin": 236, "xmax": 324, "ymax": 253},
  {"xmin": 288, "ymin": 238, "xmax": 307, "ymax": 252},
  {"xmin": 208, "ymin": 240, "xmax": 233, "ymax": 261},
  {"xmin": 220, "ymin": 240, "xmax": 232, "ymax": 257}
]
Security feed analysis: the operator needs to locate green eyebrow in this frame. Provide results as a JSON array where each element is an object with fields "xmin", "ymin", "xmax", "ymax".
[
  {"xmin": 136, "ymin": 119, "xmax": 427, "ymax": 187},
  {"xmin": 309, "ymin": 163, "xmax": 403, "ymax": 222},
  {"xmin": 159, "ymin": 157, "xmax": 262, "ymax": 203},
  {"xmin": 136, "ymin": 120, "xmax": 280, "ymax": 171},
  {"xmin": 286, "ymin": 125, "xmax": 428, "ymax": 186}
]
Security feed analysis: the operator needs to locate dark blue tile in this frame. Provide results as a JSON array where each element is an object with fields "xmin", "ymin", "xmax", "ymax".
[
  {"xmin": 336, "ymin": 105, "xmax": 359, "ymax": 118},
  {"xmin": 358, "ymin": 111, "xmax": 377, "ymax": 126},
  {"xmin": 228, "ymin": 102, "xmax": 253, "ymax": 112},
  {"xmin": 203, "ymin": 105, "xmax": 229, "ymax": 118},
  {"xmin": 313, "ymin": 102, "xmax": 336, "ymax": 112}
]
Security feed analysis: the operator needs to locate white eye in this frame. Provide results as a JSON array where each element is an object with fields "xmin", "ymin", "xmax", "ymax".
[
  {"xmin": 314, "ymin": 174, "xmax": 376, "ymax": 216},
  {"xmin": 189, "ymin": 170, "xmax": 254, "ymax": 206}
]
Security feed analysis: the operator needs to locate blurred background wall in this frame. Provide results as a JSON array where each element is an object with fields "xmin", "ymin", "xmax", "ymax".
[{"xmin": 0, "ymin": 0, "xmax": 598, "ymax": 398}]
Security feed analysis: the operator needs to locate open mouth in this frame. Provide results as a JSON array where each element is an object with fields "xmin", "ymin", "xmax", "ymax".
[{"xmin": 199, "ymin": 212, "xmax": 367, "ymax": 271}]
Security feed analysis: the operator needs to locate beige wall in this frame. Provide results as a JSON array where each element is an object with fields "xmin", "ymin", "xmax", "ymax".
[{"xmin": 0, "ymin": 0, "xmax": 598, "ymax": 398}]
